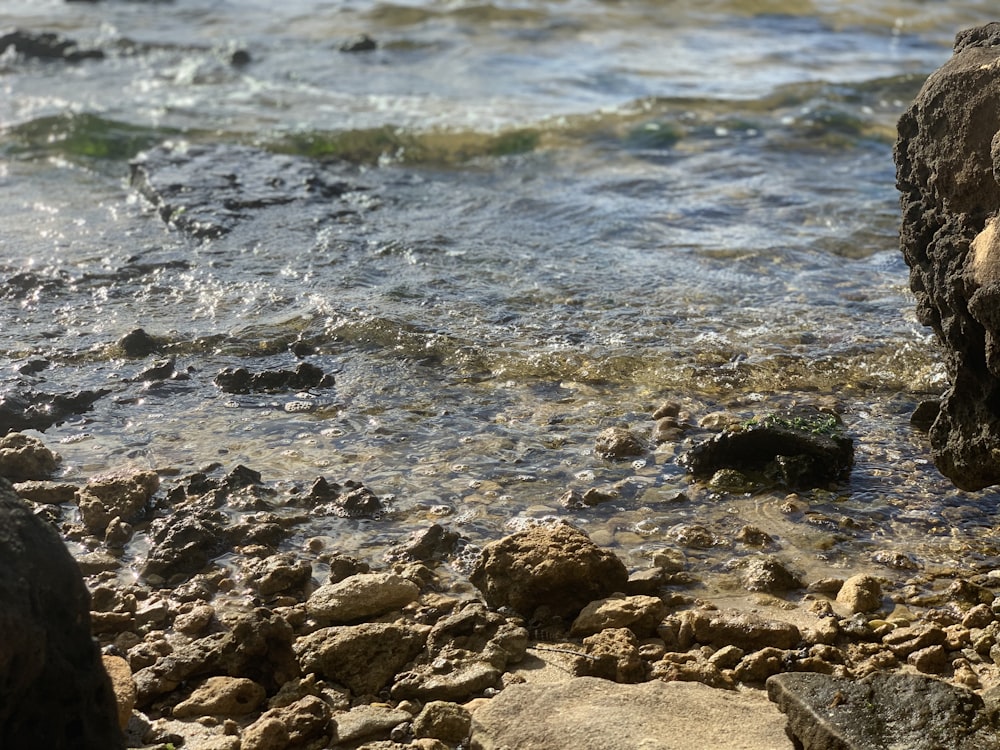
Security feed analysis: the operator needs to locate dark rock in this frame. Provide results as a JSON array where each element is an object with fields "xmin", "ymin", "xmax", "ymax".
[
  {"xmin": 0, "ymin": 388, "xmax": 108, "ymax": 434},
  {"xmin": 767, "ymin": 671, "xmax": 1000, "ymax": 750},
  {"xmin": 910, "ymin": 399, "xmax": 940, "ymax": 432},
  {"xmin": 340, "ymin": 34, "xmax": 377, "ymax": 52},
  {"xmin": 0, "ymin": 28, "xmax": 104, "ymax": 62},
  {"xmin": 894, "ymin": 24, "xmax": 1000, "ymax": 489},
  {"xmin": 129, "ymin": 142, "xmax": 362, "ymax": 239},
  {"xmin": 0, "ymin": 480, "xmax": 124, "ymax": 748},
  {"xmin": 118, "ymin": 328, "xmax": 160, "ymax": 358},
  {"xmin": 214, "ymin": 362, "xmax": 334, "ymax": 393},
  {"xmin": 141, "ymin": 506, "xmax": 233, "ymax": 581},
  {"xmin": 385, "ymin": 523, "xmax": 461, "ymax": 563},
  {"xmin": 470, "ymin": 522, "xmax": 629, "ymax": 619},
  {"xmin": 678, "ymin": 406, "xmax": 853, "ymax": 488}
]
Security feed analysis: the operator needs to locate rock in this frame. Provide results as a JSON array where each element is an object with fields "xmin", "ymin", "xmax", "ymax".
[
  {"xmin": 295, "ymin": 622, "xmax": 429, "ymax": 697},
  {"xmin": 678, "ymin": 407, "xmax": 853, "ymax": 488},
  {"xmin": 11, "ymin": 479, "xmax": 76, "ymax": 504},
  {"xmin": 767, "ymin": 671, "xmax": 1000, "ymax": 749},
  {"xmin": 0, "ymin": 389, "xmax": 108, "ymax": 435},
  {"xmin": 569, "ymin": 594, "xmax": 668, "ymax": 637},
  {"xmin": 908, "ymin": 644, "xmax": 949, "ymax": 674},
  {"xmin": 243, "ymin": 553, "xmax": 312, "ymax": 597},
  {"xmin": 130, "ymin": 142, "xmax": 363, "ymax": 239},
  {"xmin": 242, "ymin": 695, "xmax": 332, "ymax": 750},
  {"xmin": 141, "ymin": 506, "xmax": 233, "ymax": 581},
  {"xmin": 594, "ymin": 426, "xmax": 646, "ymax": 459},
  {"xmin": 102, "ymin": 655, "xmax": 136, "ymax": 730},
  {"xmin": 894, "ymin": 23, "xmax": 1000, "ymax": 490},
  {"xmin": 469, "ymin": 676, "xmax": 788, "ymax": 750},
  {"xmin": 683, "ymin": 609, "xmax": 801, "ymax": 651},
  {"xmin": 413, "ymin": 701, "xmax": 471, "ymax": 743},
  {"xmin": 172, "ymin": 676, "xmax": 266, "ymax": 717},
  {"xmin": 469, "ymin": 522, "xmax": 629, "ymax": 618},
  {"xmin": 575, "ymin": 628, "xmax": 645, "ymax": 683},
  {"xmin": 334, "ymin": 705, "xmax": 412, "ymax": 745},
  {"xmin": 213, "ymin": 362, "xmax": 334, "ymax": 393},
  {"xmin": 392, "ymin": 661, "xmax": 501, "ymax": 703},
  {"xmin": 340, "ymin": 34, "xmax": 377, "ymax": 52},
  {"xmin": 0, "ymin": 432, "xmax": 59, "ymax": 480},
  {"xmin": 737, "ymin": 555, "xmax": 804, "ymax": 594},
  {"xmin": 0, "ymin": 480, "xmax": 124, "ymax": 749},
  {"xmin": 882, "ymin": 623, "xmax": 947, "ymax": 657},
  {"xmin": 306, "ymin": 572, "xmax": 420, "ymax": 625},
  {"xmin": 174, "ymin": 604, "xmax": 215, "ymax": 635},
  {"xmin": 385, "ymin": 523, "xmax": 461, "ymax": 563},
  {"xmin": 76, "ymin": 469, "xmax": 159, "ymax": 534},
  {"xmin": 0, "ymin": 28, "xmax": 104, "ymax": 62},
  {"xmin": 118, "ymin": 328, "xmax": 160, "ymax": 357},
  {"xmin": 836, "ymin": 574, "xmax": 883, "ymax": 613}
]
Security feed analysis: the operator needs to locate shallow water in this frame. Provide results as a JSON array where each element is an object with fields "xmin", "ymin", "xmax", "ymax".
[{"xmin": 2, "ymin": 1, "xmax": 999, "ymax": 598}]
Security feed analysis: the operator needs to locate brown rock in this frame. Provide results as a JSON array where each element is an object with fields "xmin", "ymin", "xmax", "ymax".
[
  {"xmin": 306, "ymin": 572, "xmax": 419, "ymax": 625},
  {"xmin": 0, "ymin": 433, "xmax": 59, "ymax": 481},
  {"xmin": 173, "ymin": 676, "xmax": 266, "ymax": 718},
  {"xmin": 470, "ymin": 522, "xmax": 629, "ymax": 618},
  {"xmin": 569, "ymin": 595, "xmax": 668, "ymax": 637},
  {"xmin": 102, "ymin": 655, "xmax": 136, "ymax": 730},
  {"xmin": 594, "ymin": 426, "xmax": 646, "ymax": 460},
  {"xmin": 576, "ymin": 628, "xmax": 645, "ymax": 683},
  {"xmin": 686, "ymin": 609, "xmax": 801, "ymax": 651},
  {"xmin": 76, "ymin": 469, "xmax": 159, "ymax": 534},
  {"xmin": 413, "ymin": 701, "xmax": 472, "ymax": 743},
  {"xmin": 836, "ymin": 574, "xmax": 883, "ymax": 613}
]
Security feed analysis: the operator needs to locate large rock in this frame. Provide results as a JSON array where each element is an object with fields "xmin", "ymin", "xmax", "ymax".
[
  {"xmin": 767, "ymin": 672, "xmax": 1000, "ymax": 749},
  {"xmin": 469, "ymin": 676, "xmax": 788, "ymax": 750},
  {"xmin": 0, "ymin": 480, "xmax": 124, "ymax": 748},
  {"xmin": 469, "ymin": 522, "xmax": 629, "ymax": 619},
  {"xmin": 895, "ymin": 22, "xmax": 1000, "ymax": 489}
]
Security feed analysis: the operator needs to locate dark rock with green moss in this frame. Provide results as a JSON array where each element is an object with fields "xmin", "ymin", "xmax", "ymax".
[{"xmin": 678, "ymin": 407, "xmax": 853, "ymax": 489}]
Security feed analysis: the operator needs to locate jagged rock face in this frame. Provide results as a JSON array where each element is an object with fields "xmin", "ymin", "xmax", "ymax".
[
  {"xmin": 0, "ymin": 480, "xmax": 124, "ymax": 749},
  {"xmin": 895, "ymin": 22, "xmax": 1000, "ymax": 490}
]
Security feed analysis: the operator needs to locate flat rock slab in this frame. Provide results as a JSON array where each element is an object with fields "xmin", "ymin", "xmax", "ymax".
[
  {"xmin": 469, "ymin": 676, "xmax": 790, "ymax": 750},
  {"xmin": 767, "ymin": 672, "xmax": 1000, "ymax": 750}
]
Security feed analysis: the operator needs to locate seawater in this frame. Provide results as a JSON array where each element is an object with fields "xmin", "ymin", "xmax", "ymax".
[{"xmin": 2, "ymin": 0, "xmax": 999, "ymax": 598}]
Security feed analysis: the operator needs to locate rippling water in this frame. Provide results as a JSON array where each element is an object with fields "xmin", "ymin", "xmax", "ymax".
[{"xmin": 2, "ymin": 0, "xmax": 999, "ymax": 596}]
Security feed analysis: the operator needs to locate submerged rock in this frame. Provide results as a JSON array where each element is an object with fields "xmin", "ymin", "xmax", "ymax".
[
  {"xmin": 0, "ymin": 388, "xmax": 108, "ymax": 435},
  {"xmin": 0, "ymin": 28, "xmax": 104, "ymax": 62},
  {"xmin": 895, "ymin": 22, "xmax": 1000, "ymax": 490},
  {"xmin": 214, "ymin": 362, "xmax": 334, "ymax": 394},
  {"xmin": 130, "ymin": 142, "xmax": 364, "ymax": 239},
  {"xmin": 767, "ymin": 672, "xmax": 1000, "ymax": 750},
  {"xmin": 0, "ymin": 480, "xmax": 124, "ymax": 748},
  {"xmin": 678, "ymin": 407, "xmax": 853, "ymax": 488}
]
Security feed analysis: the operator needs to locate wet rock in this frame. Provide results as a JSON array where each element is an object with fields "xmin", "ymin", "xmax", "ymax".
[
  {"xmin": 0, "ymin": 480, "xmax": 124, "ymax": 748},
  {"xmin": 0, "ymin": 389, "xmax": 108, "ymax": 435},
  {"xmin": 118, "ymin": 328, "xmax": 160, "ymax": 357},
  {"xmin": 305, "ymin": 572, "xmax": 420, "ymax": 625},
  {"xmin": 243, "ymin": 553, "xmax": 313, "ymax": 597},
  {"xmin": 213, "ymin": 362, "xmax": 334, "ymax": 393},
  {"xmin": 594, "ymin": 426, "xmax": 646, "ymax": 460},
  {"xmin": 295, "ymin": 622, "xmax": 430, "ymax": 697},
  {"xmin": 11, "ymin": 479, "xmax": 77, "ymax": 504},
  {"xmin": 130, "ymin": 142, "xmax": 362, "ymax": 239},
  {"xmin": 413, "ymin": 701, "xmax": 471, "ymax": 744},
  {"xmin": 569, "ymin": 594, "xmax": 667, "ymax": 637},
  {"xmin": 469, "ymin": 676, "xmax": 787, "ymax": 750},
  {"xmin": 340, "ymin": 34, "xmax": 377, "ymax": 52},
  {"xmin": 895, "ymin": 23, "xmax": 1000, "ymax": 490},
  {"xmin": 76, "ymin": 469, "xmax": 159, "ymax": 534},
  {"xmin": 141, "ymin": 506, "xmax": 233, "ymax": 581},
  {"xmin": 679, "ymin": 407, "xmax": 853, "ymax": 488},
  {"xmin": 386, "ymin": 523, "xmax": 461, "ymax": 563},
  {"xmin": 0, "ymin": 431, "xmax": 59, "ymax": 480},
  {"xmin": 882, "ymin": 623, "xmax": 947, "ymax": 658},
  {"xmin": 172, "ymin": 676, "xmax": 266, "ymax": 718},
  {"xmin": 736, "ymin": 555, "xmax": 804, "ymax": 594},
  {"xmin": 470, "ymin": 522, "xmax": 629, "ymax": 618},
  {"xmin": 733, "ymin": 647, "xmax": 789, "ymax": 683},
  {"xmin": 0, "ymin": 28, "xmax": 104, "ymax": 62},
  {"xmin": 836, "ymin": 574, "xmax": 883, "ymax": 614},
  {"xmin": 767, "ymin": 671, "xmax": 1000, "ymax": 750}
]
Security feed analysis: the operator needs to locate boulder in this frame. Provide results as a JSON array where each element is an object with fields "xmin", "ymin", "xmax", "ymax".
[
  {"xmin": 469, "ymin": 522, "xmax": 629, "ymax": 618},
  {"xmin": 0, "ymin": 480, "xmax": 124, "ymax": 748},
  {"xmin": 469, "ymin": 676, "xmax": 788, "ymax": 750},
  {"xmin": 895, "ymin": 22, "xmax": 1000, "ymax": 489},
  {"xmin": 767, "ymin": 672, "xmax": 1000, "ymax": 749},
  {"xmin": 679, "ymin": 407, "xmax": 853, "ymax": 488}
]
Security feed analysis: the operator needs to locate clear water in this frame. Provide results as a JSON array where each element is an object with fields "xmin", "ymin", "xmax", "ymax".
[{"xmin": 2, "ymin": 0, "xmax": 998, "ymax": 598}]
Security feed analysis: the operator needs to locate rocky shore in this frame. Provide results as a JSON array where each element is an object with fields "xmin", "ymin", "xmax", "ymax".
[{"xmin": 4, "ymin": 423, "xmax": 1000, "ymax": 749}]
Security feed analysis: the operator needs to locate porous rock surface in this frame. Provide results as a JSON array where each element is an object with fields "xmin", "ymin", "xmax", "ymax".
[
  {"xmin": 895, "ymin": 21, "xmax": 1000, "ymax": 489},
  {"xmin": 0, "ymin": 479, "xmax": 124, "ymax": 749},
  {"xmin": 469, "ymin": 521, "xmax": 629, "ymax": 618}
]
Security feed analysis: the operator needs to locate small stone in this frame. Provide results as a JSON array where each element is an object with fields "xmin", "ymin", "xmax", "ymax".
[
  {"xmin": 412, "ymin": 701, "xmax": 471, "ymax": 743},
  {"xmin": 594, "ymin": 426, "xmax": 646, "ymax": 460},
  {"xmin": 569, "ymin": 595, "xmax": 668, "ymax": 637},
  {"xmin": 882, "ymin": 624, "xmax": 947, "ymax": 658},
  {"xmin": 735, "ymin": 525, "xmax": 773, "ymax": 547},
  {"xmin": 908, "ymin": 645, "xmax": 949, "ymax": 674},
  {"xmin": 738, "ymin": 555, "xmax": 803, "ymax": 594},
  {"xmin": 174, "ymin": 604, "xmax": 215, "ymax": 635},
  {"xmin": 963, "ymin": 603, "xmax": 995, "ymax": 629},
  {"xmin": 836, "ymin": 574, "xmax": 882, "ymax": 614},
  {"xmin": 734, "ymin": 647, "xmax": 787, "ymax": 683},
  {"xmin": 0, "ymin": 432, "xmax": 59, "ymax": 481},
  {"xmin": 333, "ymin": 705, "xmax": 411, "ymax": 744},
  {"xmin": 709, "ymin": 645, "xmax": 745, "ymax": 669},
  {"xmin": 118, "ymin": 328, "xmax": 160, "ymax": 357},
  {"xmin": 102, "ymin": 654, "xmax": 136, "ymax": 730}
]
